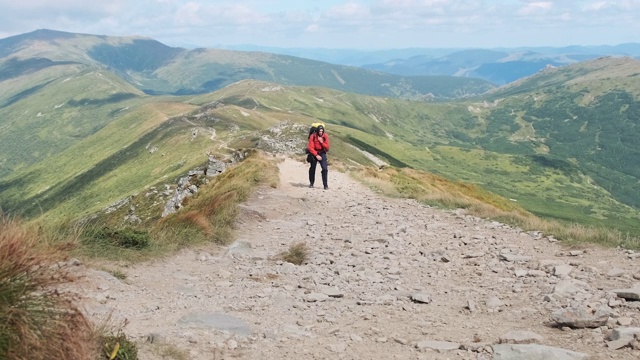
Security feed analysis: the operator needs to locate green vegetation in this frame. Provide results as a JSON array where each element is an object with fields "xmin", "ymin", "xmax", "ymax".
[
  {"xmin": 2, "ymin": 35, "xmax": 640, "ymax": 249},
  {"xmin": 81, "ymin": 226, "xmax": 150, "ymax": 250},
  {"xmin": 98, "ymin": 331, "xmax": 138, "ymax": 360}
]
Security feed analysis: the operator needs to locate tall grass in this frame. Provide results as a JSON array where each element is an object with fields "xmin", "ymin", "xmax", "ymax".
[
  {"xmin": 0, "ymin": 214, "xmax": 95, "ymax": 360},
  {"xmin": 353, "ymin": 165, "xmax": 640, "ymax": 249}
]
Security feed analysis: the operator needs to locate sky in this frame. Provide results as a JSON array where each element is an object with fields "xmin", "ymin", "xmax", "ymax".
[{"xmin": 0, "ymin": 0, "xmax": 639, "ymax": 49}]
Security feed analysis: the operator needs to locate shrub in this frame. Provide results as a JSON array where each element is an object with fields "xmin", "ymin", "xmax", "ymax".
[
  {"xmin": 280, "ymin": 242, "xmax": 309, "ymax": 265},
  {"xmin": 0, "ymin": 215, "xmax": 94, "ymax": 360},
  {"xmin": 83, "ymin": 226, "xmax": 150, "ymax": 249},
  {"xmin": 99, "ymin": 331, "xmax": 138, "ymax": 360}
]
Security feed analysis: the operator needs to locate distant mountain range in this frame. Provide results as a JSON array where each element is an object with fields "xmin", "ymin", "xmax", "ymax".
[
  {"xmin": 224, "ymin": 43, "xmax": 640, "ymax": 85},
  {"xmin": 0, "ymin": 29, "xmax": 492, "ymax": 99}
]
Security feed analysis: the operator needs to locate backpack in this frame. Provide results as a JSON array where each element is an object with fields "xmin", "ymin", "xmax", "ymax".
[
  {"xmin": 308, "ymin": 122, "xmax": 325, "ymax": 139},
  {"xmin": 305, "ymin": 122, "xmax": 325, "ymax": 161}
]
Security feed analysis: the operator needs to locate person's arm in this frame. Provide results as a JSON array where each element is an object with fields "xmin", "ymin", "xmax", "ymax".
[
  {"xmin": 321, "ymin": 134, "xmax": 330, "ymax": 151},
  {"xmin": 307, "ymin": 134, "xmax": 318, "ymax": 156}
]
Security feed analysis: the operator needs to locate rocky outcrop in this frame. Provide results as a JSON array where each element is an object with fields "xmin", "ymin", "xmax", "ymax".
[{"xmin": 162, "ymin": 151, "xmax": 248, "ymax": 217}]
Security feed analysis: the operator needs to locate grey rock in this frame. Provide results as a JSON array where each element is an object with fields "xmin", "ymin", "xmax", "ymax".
[
  {"xmin": 612, "ymin": 287, "xmax": 640, "ymax": 300},
  {"xmin": 515, "ymin": 269, "xmax": 528, "ymax": 278},
  {"xmin": 487, "ymin": 296, "xmax": 505, "ymax": 309},
  {"xmin": 499, "ymin": 330, "xmax": 544, "ymax": 344},
  {"xmin": 415, "ymin": 340, "xmax": 460, "ymax": 351},
  {"xmin": 552, "ymin": 279, "xmax": 589, "ymax": 298},
  {"xmin": 178, "ymin": 312, "xmax": 252, "ymax": 337},
  {"xmin": 500, "ymin": 253, "xmax": 532, "ymax": 262},
  {"xmin": 607, "ymin": 268, "xmax": 625, "ymax": 278},
  {"xmin": 323, "ymin": 288, "xmax": 344, "ymax": 298},
  {"xmin": 306, "ymin": 293, "xmax": 329, "ymax": 302},
  {"xmin": 411, "ymin": 293, "xmax": 432, "ymax": 304},
  {"xmin": 551, "ymin": 306, "xmax": 612, "ymax": 329},
  {"xmin": 224, "ymin": 241, "xmax": 254, "ymax": 258},
  {"xmin": 554, "ymin": 265, "xmax": 573, "ymax": 278},
  {"xmin": 606, "ymin": 338, "xmax": 630, "ymax": 350},
  {"xmin": 610, "ymin": 327, "xmax": 640, "ymax": 341},
  {"xmin": 492, "ymin": 344, "xmax": 589, "ymax": 359}
]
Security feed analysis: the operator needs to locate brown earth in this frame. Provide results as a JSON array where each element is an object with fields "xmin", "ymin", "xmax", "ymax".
[{"xmin": 72, "ymin": 157, "xmax": 640, "ymax": 359}]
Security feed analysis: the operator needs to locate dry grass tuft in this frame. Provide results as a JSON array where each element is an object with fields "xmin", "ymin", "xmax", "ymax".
[
  {"xmin": 0, "ymin": 214, "xmax": 95, "ymax": 360},
  {"xmin": 280, "ymin": 242, "xmax": 309, "ymax": 265},
  {"xmin": 352, "ymin": 164, "xmax": 640, "ymax": 249}
]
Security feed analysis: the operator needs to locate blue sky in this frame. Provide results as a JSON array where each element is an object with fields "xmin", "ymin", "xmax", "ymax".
[{"xmin": 0, "ymin": 0, "xmax": 639, "ymax": 49}]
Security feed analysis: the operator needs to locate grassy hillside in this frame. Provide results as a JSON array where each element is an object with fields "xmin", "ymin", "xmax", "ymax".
[
  {"xmin": 1, "ymin": 56, "xmax": 640, "ymax": 238},
  {"xmin": 477, "ymin": 57, "xmax": 640, "ymax": 211},
  {"xmin": 187, "ymin": 79, "xmax": 640, "ymax": 233}
]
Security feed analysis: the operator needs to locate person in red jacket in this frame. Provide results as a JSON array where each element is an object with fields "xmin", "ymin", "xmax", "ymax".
[{"xmin": 307, "ymin": 125, "xmax": 330, "ymax": 189}]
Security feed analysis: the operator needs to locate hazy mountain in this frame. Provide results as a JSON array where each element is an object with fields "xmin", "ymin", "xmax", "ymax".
[
  {"xmin": 0, "ymin": 29, "xmax": 492, "ymax": 98},
  {"xmin": 361, "ymin": 49, "xmax": 628, "ymax": 85},
  {"xmin": 221, "ymin": 42, "xmax": 640, "ymax": 85}
]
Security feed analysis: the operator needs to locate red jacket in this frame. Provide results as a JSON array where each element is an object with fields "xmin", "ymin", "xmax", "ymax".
[{"xmin": 308, "ymin": 132, "xmax": 330, "ymax": 156}]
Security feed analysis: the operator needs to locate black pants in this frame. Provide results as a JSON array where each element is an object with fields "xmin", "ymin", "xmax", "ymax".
[{"xmin": 309, "ymin": 152, "xmax": 328, "ymax": 187}]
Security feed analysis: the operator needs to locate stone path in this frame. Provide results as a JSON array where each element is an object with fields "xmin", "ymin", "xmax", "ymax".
[{"xmin": 73, "ymin": 156, "xmax": 640, "ymax": 359}]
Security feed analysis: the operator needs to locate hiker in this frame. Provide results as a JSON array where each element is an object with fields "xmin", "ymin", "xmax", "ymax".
[{"xmin": 307, "ymin": 124, "xmax": 330, "ymax": 189}]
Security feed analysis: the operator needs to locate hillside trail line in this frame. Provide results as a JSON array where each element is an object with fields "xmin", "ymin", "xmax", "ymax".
[{"xmin": 75, "ymin": 156, "xmax": 640, "ymax": 359}]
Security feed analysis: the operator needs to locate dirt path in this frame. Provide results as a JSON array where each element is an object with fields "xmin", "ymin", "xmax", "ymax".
[{"xmin": 75, "ymin": 156, "xmax": 640, "ymax": 359}]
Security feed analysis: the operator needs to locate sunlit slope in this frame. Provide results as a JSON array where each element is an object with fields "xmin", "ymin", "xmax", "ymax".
[
  {"xmin": 0, "ymin": 66, "xmax": 150, "ymax": 179},
  {"xmin": 198, "ymin": 80, "xmax": 640, "ymax": 232},
  {"xmin": 2, "ymin": 67, "xmax": 639, "ymax": 232},
  {"xmin": 476, "ymin": 57, "xmax": 640, "ymax": 211}
]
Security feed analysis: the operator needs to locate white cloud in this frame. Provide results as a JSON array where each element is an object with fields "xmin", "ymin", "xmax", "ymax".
[
  {"xmin": 0, "ymin": 0, "xmax": 638, "ymax": 48},
  {"xmin": 517, "ymin": 2, "xmax": 553, "ymax": 16}
]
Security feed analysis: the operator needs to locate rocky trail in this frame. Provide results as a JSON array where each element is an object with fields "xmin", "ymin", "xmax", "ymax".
[{"xmin": 72, "ymin": 157, "xmax": 640, "ymax": 359}]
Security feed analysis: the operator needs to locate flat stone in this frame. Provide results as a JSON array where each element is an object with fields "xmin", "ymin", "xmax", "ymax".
[
  {"xmin": 500, "ymin": 254, "xmax": 532, "ymax": 262},
  {"xmin": 552, "ymin": 279, "xmax": 588, "ymax": 298},
  {"xmin": 492, "ymin": 344, "xmax": 590, "ymax": 359},
  {"xmin": 515, "ymin": 269, "xmax": 528, "ymax": 278},
  {"xmin": 499, "ymin": 330, "xmax": 544, "ymax": 344},
  {"xmin": 486, "ymin": 296, "xmax": 504, "ymax": 309},
  {"xmin": 322, "ymin": 288, "xmax": 344, "ymax": 298},
  {"xmin": 411, "ymin": 293, "xmax": 432, "ymax": 304},
  {"xmin": 617, "ymin": 317, "xmax": 633, "ymax": 326},
  {"xmin": 224, "ymin": 241, "xmax": 254, "ymax": 257},
  {"xmin": 178, "ymin": 312, "xmax": 251, "ymax": 337},
  {"xmin": 612, "ymin": 288, "xmax": 640, "ymax": 300},
  {"xmin": 306, "ymin": 293, "xmax": 329, "ymax": 302},
  {"xmin": 554, "ymin": 265, "xmax": 573, "ymax": 278},
  {"xmin": 415, "ymin": 340, "xmax": 460, "ymax": 351},
  {"xmin": 607, "ymin": 268, "xmax": 625, "ymax": 277},
  {"xmin": 606, "ymin": 339, "xmax": 630, "ymax": 350},
  {"xmin": 551, "ymin": 306, "xmax": 612, "ymax": 329},
  {"xmin": 610, "ymin": 327, "xmax": 640, "ymax": 341}
]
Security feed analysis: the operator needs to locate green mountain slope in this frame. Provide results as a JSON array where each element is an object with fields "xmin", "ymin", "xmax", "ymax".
[
  {"xmin": 4, "ymin": 76, "xmax": 638, "ymax": 234},
  {"xmin": 0, "ymin": 29, "xmax": 494, "ymax": 179},
  {"xmin": 476, "ymin": 57, "xmax": 640, "ymax": 211},
  {"xmin": 1, "ymin": 44, "xmax": 639, "ymax": 236}
]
